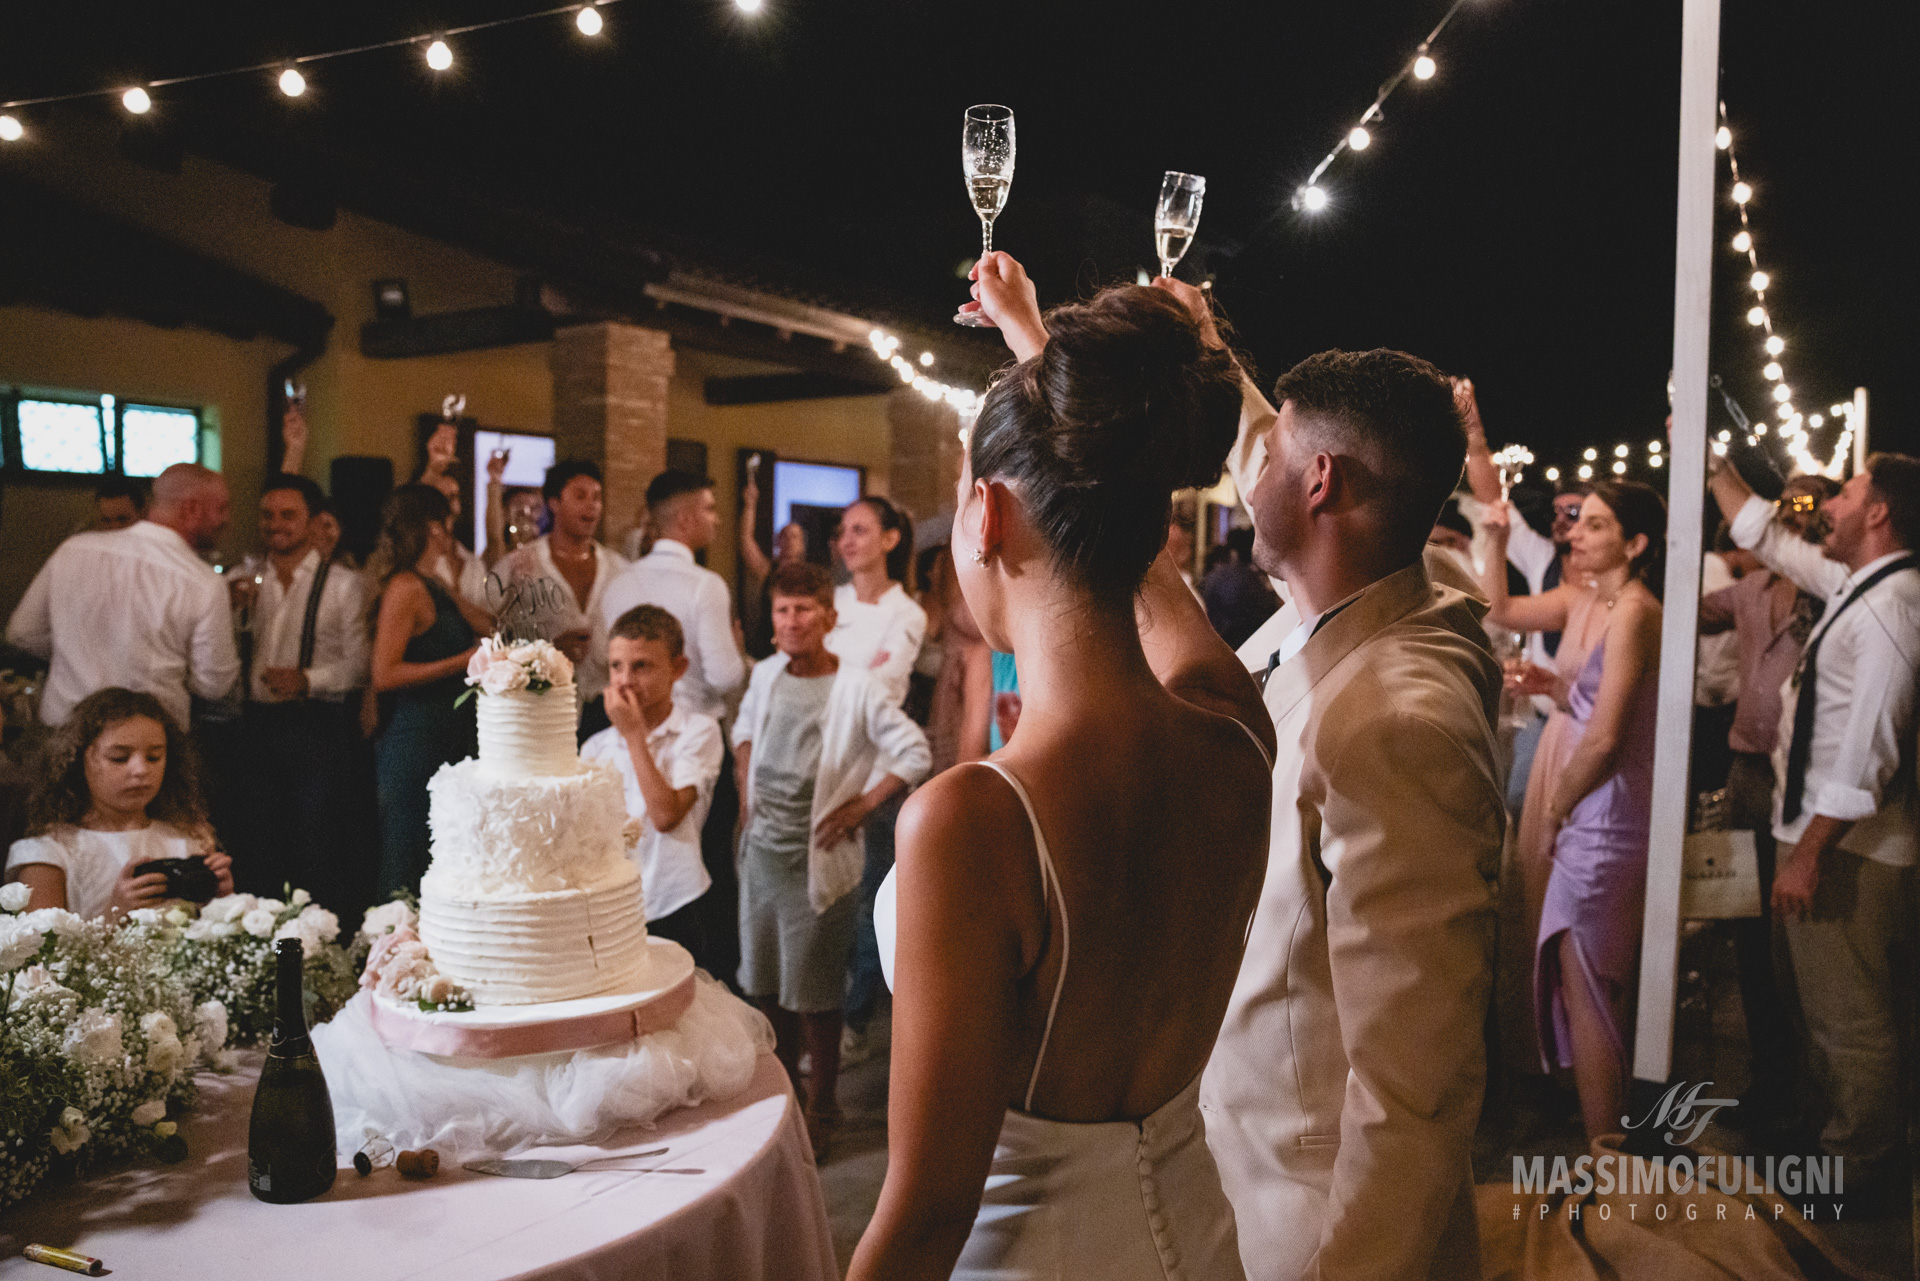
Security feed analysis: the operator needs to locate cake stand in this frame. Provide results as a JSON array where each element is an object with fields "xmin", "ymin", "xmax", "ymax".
[{"xmin": 367, "ymin": 936, "xmax": 697, "ymax": 1060}]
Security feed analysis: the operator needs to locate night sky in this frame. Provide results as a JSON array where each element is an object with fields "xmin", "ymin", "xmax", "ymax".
[{"xmin": 3, "ymin": 0, "xmax": 1911, "ymax": 471}]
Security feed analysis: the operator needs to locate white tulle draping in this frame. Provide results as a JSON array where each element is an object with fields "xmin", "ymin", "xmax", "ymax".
[{"xmin": 312, "ymin": 973, "xmax": 775, "ymax": 1159}]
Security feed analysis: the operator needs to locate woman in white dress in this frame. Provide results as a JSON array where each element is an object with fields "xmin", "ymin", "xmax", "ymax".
[{"xmin": 848, "ymin": 254, "xmax": 1274, "ymax": 1281}]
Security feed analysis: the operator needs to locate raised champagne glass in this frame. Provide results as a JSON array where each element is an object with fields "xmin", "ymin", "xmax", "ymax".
[
  {"xmin": 958, "ymin": 104, "xmax": 1015, "ymax": 327},
  {"xmin": 1155, "ymin": 171, "xmax": 1205, "ymax": 280}
]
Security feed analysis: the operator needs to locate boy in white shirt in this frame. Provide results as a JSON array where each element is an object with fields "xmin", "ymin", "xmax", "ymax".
[{"xmin": 580, "ymin": 606, "xmax": 725, "ymax": 969}]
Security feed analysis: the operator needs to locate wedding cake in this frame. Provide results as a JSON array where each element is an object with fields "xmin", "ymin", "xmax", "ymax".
[{"xmin": 416, "ymin": 639, "xmax": 652, "ymax": 1005}]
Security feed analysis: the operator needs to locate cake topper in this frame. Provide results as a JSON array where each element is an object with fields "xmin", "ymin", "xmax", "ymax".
[{"xmin": 441, "ymin": 393, "xmax": 467, "ymax": 422}]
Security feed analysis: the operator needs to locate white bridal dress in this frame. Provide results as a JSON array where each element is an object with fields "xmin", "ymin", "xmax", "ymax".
[{"xmin": 876, "ymin": 759, "xmax": 1249, "ymax": 1281}]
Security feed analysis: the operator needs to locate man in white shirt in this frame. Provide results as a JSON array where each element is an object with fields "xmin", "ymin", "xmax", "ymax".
[
  {"xmin": 1711, "ymin": 449, "xmax": 1920, "ymax": 1207},
  {"xmin": 581, "ymin": 606, "xmax": 725, "ymax": 970},
  {"xmin": 493, "ymin": 460, "xmax": 628, "ymax": 725},
  {"xmin": 233, "ymin": 474, "xmax": 373, "ymax": 906},
  {"xmin": 8, "ymin": 462, "xmax": 239, "ymax": 727}
]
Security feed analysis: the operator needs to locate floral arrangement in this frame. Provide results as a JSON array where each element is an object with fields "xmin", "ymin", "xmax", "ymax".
[
  {"xmin": 1, "ymin": 883, "xmax": 227, "ymax": 1210},
  {"xmin": 357, "ymin": 900, "xmax": 472, "ymax": 1012},
  {"xmin": 459, "ymin": 635, "xmax": 575, "ymax": 703},
  {"xmin": 146, "ymin": 891, "xmax": 364, "ymax": 1046}
]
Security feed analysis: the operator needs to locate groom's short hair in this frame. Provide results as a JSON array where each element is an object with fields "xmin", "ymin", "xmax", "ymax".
[{"xmin": 1273, "ymin": 349, "xmax": 1465, "ymax": 556}]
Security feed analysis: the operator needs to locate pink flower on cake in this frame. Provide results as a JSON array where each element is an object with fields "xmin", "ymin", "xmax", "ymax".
[{"xmin": 464, "ymin": 634, "xmax": 573, "ymax": 697}]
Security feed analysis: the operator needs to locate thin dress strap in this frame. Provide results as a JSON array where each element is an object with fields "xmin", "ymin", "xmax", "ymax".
[
  {"xmin": 1232, "ymin": 717, "xmax": 1274, "ymax": 772},
  {"xmin": 973, "ymin": 760, "xmax": 1070, "ymax": 1113}
]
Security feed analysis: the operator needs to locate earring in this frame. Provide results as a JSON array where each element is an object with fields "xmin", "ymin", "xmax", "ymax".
[{"xmin": 972, "ymin": 547, "xmax": 989, "ymax": 566}]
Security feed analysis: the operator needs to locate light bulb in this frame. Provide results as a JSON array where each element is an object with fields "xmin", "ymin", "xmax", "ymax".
[
  {"xmin": 1773, "ymin": 384, "xmax": 1791, "ymax": 402},
  {"xmin": 1778, "ymin": 402, "xmax": 1795, "ymax": 419},
  {"xmin": 1755, "ymin": 423, "xmax": 1768, "ymax": 436},
  {"xmin": 1712, "ymin": 441, "xmax": 1729, "ymax": 457},
  {"xmin": 1830, "ymin": 403, "xmax": 1846, "ymax": 415},
  {"xmin": 1717, "ymin": 430, "xmax": 1731, "ymax": 442},
  {"xmin": 0, "ymin": 115, "xmax": 22, "ymax": 142},
  {"xmin": 735, "ymin": 0, "xmax": 764, "ymax": 11},
  {"xmin": 1763, "ymin": 362, "xmax": 1782, "ymax": 380},
  {"xmin": 1765, "ymin": 335, "xmax": 1784, "ymax": 355},
  {"xmin": 1731, "ymin": 230, "xmax": 1751, "ymax": 253},
  {"xmin": 1650, "ymin": 454, "xmax": 1664, "ymax": 468},
  {"xmin": 1583, "ymin": 447, "xmax": 1597, "ymax": 461},
  {"xmin": 1413, "ymin": 53, "xmax": 1436, "ymax": 80},
  {"xmin": 1611, "ymin": 444, "xmax": 1627, "ymax": 458},
  {"xmin": 1612, "ymin": 460, "xmax": 1627, "ymax": 475},
  {"xmin": 1648, "ymin": 440, "xmax": 1662, "ymax": 453},
  {"xmin": 1348, "ymin": 126, "xmax": 1371, "ymax": 151},
  {"xmin": 1810, "ymin": 413, "xmax": 1824, "ymax": 428},
  {"xmin": 1731, "ymin": 181, "xmax": 1752, "ymax": 204},
  {"xmin": 918, "ymin": 352, "xmax": 934, "ymax": 367},
  {"xmin": 278, "ymin": 67, "xmax": 306, "ymax": 97},
  {"xmin": 1746, "ymin": 306, "xmax": 1766, "ymax": 327},
  {"xmin": 122, "ymin": 87, "xmax": 152, "ymax": 114},
  {"xmin": 1545, "ymin": 467, "xmax": 1560, "ymax": 482},
  {"xmin": 1300, "ymin": 185, "xmax": 1328, "ymax": 212},
  {"xmin": 576, "ymin": 5, "xmax": 603, "ymax": 34},
  {"xmin": 1750, "ymin": 270, "xmax": 1769, "ymax": 292},
  {"xmin": 1715, "ymin": 125, "xmax": 1731, "ymax": 150},
  {"xmin": 1578, "ymin": 463, "xmax": 1594, "ymax": 479},
  {"xmin": 426, "ymin": 39, "xmax": 454, "ymax": 70}
]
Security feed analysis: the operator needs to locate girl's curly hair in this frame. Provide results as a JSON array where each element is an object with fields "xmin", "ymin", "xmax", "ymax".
[{"xmin": 26, "ymin": 687, "xmax": 212, "ymax": 846}]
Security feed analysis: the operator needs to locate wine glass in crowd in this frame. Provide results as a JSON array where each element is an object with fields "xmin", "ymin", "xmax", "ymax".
[
  {"xmin": 957, "ymin": 104, "xmax": 1015, "ymax": 327},
  {"xmin": 1155, "ymin": 171, "xmax": 1205, "ymax": 280}
]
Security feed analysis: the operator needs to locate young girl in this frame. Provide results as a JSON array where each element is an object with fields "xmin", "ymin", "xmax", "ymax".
[{"xmin": 5, "ymin": 687, "xmax": 233, "ymax": 920}]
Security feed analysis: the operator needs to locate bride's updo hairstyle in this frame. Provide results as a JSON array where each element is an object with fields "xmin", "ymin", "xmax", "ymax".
[{"xmin": 969, "ymin": 286, "xmax": 1240, "ymax": 601}]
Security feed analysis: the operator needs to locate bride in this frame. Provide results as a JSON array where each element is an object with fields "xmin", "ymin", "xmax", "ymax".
[{"xmin": 847, "ymin": 253, "xmax": 1275, "ymax": 1281}]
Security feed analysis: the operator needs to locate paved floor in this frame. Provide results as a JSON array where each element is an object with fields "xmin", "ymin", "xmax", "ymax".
[{"xmin": 815, "ymin": 924, "xmax": 1913, "ymax": 1278}]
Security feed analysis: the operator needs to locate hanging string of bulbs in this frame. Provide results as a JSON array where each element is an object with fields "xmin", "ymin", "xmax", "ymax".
[{"xmin": 1289, "ymin": 0, "xmax": 1475, "ymax": 213}]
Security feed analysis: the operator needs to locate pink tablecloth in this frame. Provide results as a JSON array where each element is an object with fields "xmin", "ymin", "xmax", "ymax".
[{"xmin": 1, "ymin": 1052, "xmax": 836, "ymax": 1281}]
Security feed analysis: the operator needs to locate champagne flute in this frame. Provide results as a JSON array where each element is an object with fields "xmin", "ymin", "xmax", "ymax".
[
  {"xmin": 958, "ymin": 104, "xmax": 1015, "ymax": 327},
  {"xmin": 1155, "ymin": 171, "xmax": 1205, "ymax": 280}
]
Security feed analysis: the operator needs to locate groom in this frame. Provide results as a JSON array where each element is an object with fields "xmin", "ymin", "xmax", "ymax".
[{"xmin": 1160, "ymin": 283, "xmax": 1504, "ymax": 1280}]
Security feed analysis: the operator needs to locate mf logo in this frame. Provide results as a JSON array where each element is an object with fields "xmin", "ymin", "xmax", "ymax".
[{"xmin": 1621, "ymin": 1082, "xmax": 1738, "ymax": 1147}]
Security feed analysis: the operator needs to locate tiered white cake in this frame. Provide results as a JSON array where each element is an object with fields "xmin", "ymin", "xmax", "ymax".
[{"xmin": 417, "ymin": 668, "xmax": 651, "ymax": 1006}]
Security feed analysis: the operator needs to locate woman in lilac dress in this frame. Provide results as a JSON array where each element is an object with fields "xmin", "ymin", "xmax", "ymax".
[{"xmin": 1486, "ymin": 480, "xmax": 1665, "ymax": 1138}]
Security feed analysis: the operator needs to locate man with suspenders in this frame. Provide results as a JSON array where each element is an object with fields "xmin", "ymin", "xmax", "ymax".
[
  {"xmin": 237, "ymin": 474, "xmax": 372, "ymax": 913},
  {"xmin": 1710, "ymin": 450, "xmax": 1920, "ymax": 1215}
]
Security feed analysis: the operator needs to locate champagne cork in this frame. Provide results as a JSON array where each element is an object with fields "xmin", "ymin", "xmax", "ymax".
[
  {"xmin": 396, "ymin": 1148, "xmax": 440, "ymax": 1179},
  {"xmin": 22, "ymin": 1245, "xmax": 106, "ymax": 1275}
]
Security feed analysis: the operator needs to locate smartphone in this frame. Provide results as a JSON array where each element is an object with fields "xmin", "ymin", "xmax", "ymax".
[{"xmin": 283, "ymin": 379, "xmax": 307, "ymax": 407}]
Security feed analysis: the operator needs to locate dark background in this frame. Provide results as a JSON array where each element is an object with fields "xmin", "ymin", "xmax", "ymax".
[{"xmin": 2, "ymin": 0, "xmax": 1912, "ymax": 472}]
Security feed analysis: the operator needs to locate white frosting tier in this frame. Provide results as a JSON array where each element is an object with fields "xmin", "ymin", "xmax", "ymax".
[
  {"xmin": 477, "ymin": 683, "xmax": 581, "ymax": 778},
  {"xmin": 425, "ymin": 758, "xmax": 638, "ymax": 896},
  {"xmin": 417, "ymin": 865, "xmax": 653, "ymax": 1005}
]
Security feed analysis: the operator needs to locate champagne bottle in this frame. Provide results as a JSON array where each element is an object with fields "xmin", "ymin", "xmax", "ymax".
[{"xmin": 248, "ymin": 937, "xmax": 337, "ymax": 1203}]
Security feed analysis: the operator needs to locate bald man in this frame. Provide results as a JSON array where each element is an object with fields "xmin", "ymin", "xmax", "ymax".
[{"xmin": 8, "ymin": 463, "xmax": 240, "ymax": 726}]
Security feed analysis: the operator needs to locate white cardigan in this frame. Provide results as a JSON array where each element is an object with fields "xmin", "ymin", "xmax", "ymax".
[{"xmin": 732, "ymin": 652, "xmax": 932, "ymax": 913}]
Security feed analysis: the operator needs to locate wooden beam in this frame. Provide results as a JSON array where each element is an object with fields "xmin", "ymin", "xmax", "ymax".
[
  {"xmin": 704, "ymin": 373, "xmax": 890, "ymax": 406},
  {"xmin": 360, "ymin": 307, "xmax": 555, "ymax": 359},
  {"xmin": 1631, "ymin": 0, "xmax": 1719, "ymax": 1101}
]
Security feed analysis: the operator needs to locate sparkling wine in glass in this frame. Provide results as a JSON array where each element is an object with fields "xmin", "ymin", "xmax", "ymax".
[
  {"xmin": 959, "ymin": 104, "xmax": 1015, "ymax": 327},
  {"xmin": 1155, "ymin": 171, "xmax": 1205, "ymax": 279}
]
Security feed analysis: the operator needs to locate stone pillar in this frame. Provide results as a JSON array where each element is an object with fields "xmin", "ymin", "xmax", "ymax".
[
  {"xmin": 886, "ymin": 389, "xmax": 964, "ymax": 527},
  {"xmin": 549, "ymin": 323, "xmax": 674, "ymax": 549}
]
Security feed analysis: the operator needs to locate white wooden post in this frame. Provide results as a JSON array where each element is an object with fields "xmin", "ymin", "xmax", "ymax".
[
  {"xmin": 1630, "ymin": 0, "xmax": 1720, "ymax": 1092},
  {"xmin": 1853, "ymin": 386, "xmax": 1870, "ymax": 473}
]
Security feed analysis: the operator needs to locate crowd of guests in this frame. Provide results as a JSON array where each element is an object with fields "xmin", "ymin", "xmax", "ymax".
[{"xmin": 5, "ymin": 252, "xmax": 1918, "ymax": 1273}]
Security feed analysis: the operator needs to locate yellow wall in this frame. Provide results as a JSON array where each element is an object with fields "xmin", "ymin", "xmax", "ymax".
[{"xmin": 1, "ymin": 121, "xmax": 894, "ymax": 626}]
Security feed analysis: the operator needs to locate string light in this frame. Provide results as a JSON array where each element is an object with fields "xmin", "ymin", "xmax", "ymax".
[
  {"xmin": 1650, "ymin": 454, "xmax": 1664, "ymax": 468},
  {"xmin": 575, "ymin": 5, "xmax": 604, "ymax": 35},
  {"xmin": 1810, "ymin": 413, "xmax": 1824, "ymax": 428},
  {"xmin": 0, "ymin": 114, "xmax": 22, "ymax": 142},
  {"xmin": 1765, "ymin": 335, "xmax": 1784, "ymax": 356},
  {"xmin": 1583, "ymin": 447, "xmax": 1597, "ymax": 461},
  {"xmin": 1747, "ymin": 306, "xmax": 1766, "ymax": 326},
  {"xmin": 1348, "ymin": 126, "xmax": 1371, "ymax": 151},
  {"xmin": 1772, "ymin": 384, "xmax": 1791, "ymax": 402},
  {"xmin": 121, "ymin": 87, "xmax": 151, "ymax": 114},
  {"xmin": 868, "ymin": 330, "xmax": 977, "ymax": 413},
  {"xmin": 1749, "ymin": 270, "xmax": 1769, "ymax": 292},
  {"xmin": 1731, "ymin": 230, "xmax": 1751, "ymax": 252},
  {"xmin": 1648, "ymin": 440, "xmax": 1662, "ymax": 453},
  {"xmin": 1299, "ymin": 185, "xmax": 1329, "ymax": 212},
  {"xmin": 278, "ymin": 67, "xmax": 306, "ymax": 97},
  {"xmin": 425, "ymin": 39, "xmax": 454, "ymax": 70},
  {"xmin": 1544, "ymin": 467, "xmax": 1560, "ymax": 482},
  {"xmin": 1715, "ymin": 125, "xmax": 1731, "ymax": 150},
  {"xmin": 735, "ymin": 0, "xmax": 764, "ymax": 11},
  {"xmin": 1413, "ymin": 51, "xmax": 1437, "ymax": 80},
  {"xmin": 1613, "ymin": 444, "xmax": 1629, "ymax": 458},
  {"xmin": 918, "ymin": 351, "xmax": 934, "ymax": 367},
  {"xmin": 1731, "ymin": 181, "xmax": 1752, "ymax": 204},
  {"xmin": 1763, "ymin": 361, "xmax": 1782, "ymax": 380},
  {"xmin": 1612, "ymin": 460, "xmax": 1627, "ymax": 475},
  {"xmin": 1577, "ymin": 464, "xmax": 1594, "ymax": 479}
]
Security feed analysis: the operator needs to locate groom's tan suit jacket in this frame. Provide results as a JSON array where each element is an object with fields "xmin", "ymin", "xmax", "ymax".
[{"xmin": 1201, "ymin": 375, "xmax": 1505, "ymax": 1280}]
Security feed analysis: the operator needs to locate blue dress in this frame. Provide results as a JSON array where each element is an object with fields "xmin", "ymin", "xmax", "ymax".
[
  {"xmin": 1534, "ymin": 632, "xmax": 1659, "ymax": 1072},
  {"xmin": 374, "ymin": 575, "xmax": 477, "ymax": 897}
]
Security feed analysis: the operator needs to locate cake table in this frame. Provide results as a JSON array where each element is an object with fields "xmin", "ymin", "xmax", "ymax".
[{"xmin": 0, "ymin": 1051, "xmax": 836, "ymax": 1281}]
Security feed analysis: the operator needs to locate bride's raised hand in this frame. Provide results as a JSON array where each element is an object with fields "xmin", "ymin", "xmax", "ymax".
[{"xmin": 961, "ymin": 252, "xmax": 1048, "ymax": 362}]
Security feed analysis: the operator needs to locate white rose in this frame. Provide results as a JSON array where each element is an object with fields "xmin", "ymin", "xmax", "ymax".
[
  {"xmin": 290, "ymin": 888, "xmax": 312, "ymax": 908},
  {"xmin": 127, "ymin": 908, "xmax": 164, "ymax": 927},
  {"xmin": 358, "ymin": 900, "xmax": 414, "ymax": 941},
  {"xmin": 241, "ymin": 908, "xmax": 277, "ymax": 939},
  {"xmin": 0, "ymin": 917, "xmax": 42, "ymax": 971},
  {"xmin": 466, "ymin": 636, "xmax": 505, "ymax": 683},
  {"xmin": 147, "ymin": 1035, "xmax": 186, "ymax": 1076},
  {"xmin": 0, "ymin": 881, "xmax": 30, "ymax": 912},
  {"xmin": 210, "ymin": 921, "xmax": 239, "ymax": 938},
  {"xmin": 130, "ymin": 1100, "xmax": 168, "ymax": 1127},
  {"xmin": 479, "ymin": 662, "xmax": 529, "ymax": 696},
  {"xmin": 274, "ymin": 919, "xmax": 323, "ymax": 959},
  {"xmin": 538, "ymin": 645, "xmax": 575, "ymax": 686},
  {"xmin": 20, "ymin": 907, "xmax": 82, "ymax": 937},
  {"xmin": 182, "ymin": 918, "xmax": 216, "ymax": 941},
  {"xmin": 296, "ymin": 904, "xmax": 340, "ymax": 944},
  {"xmin": 140, "ymin": 1011, "xmax": 178, "ymax": 1041},
  {"xmin": 201, "ymin": 894, "xmax": 257, "ymax": 925},
  {"xmin": 48, "ymin": 1107, "xmax": 91, "ymax": 1155},
  {"xmin": 506, "ymin": 641, "xmax": 539, "ymax": 666},
  {"xmin": 194, "ymin": 1000, "xmax": 229, "ymax": 1051},
  {"xmin": 256, "ymin": 898, "xmax": 286, "ymax": 916},
  {"xmin": 63, "ymin": 1008, "xmax": 123, "ymax": 1066}
]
